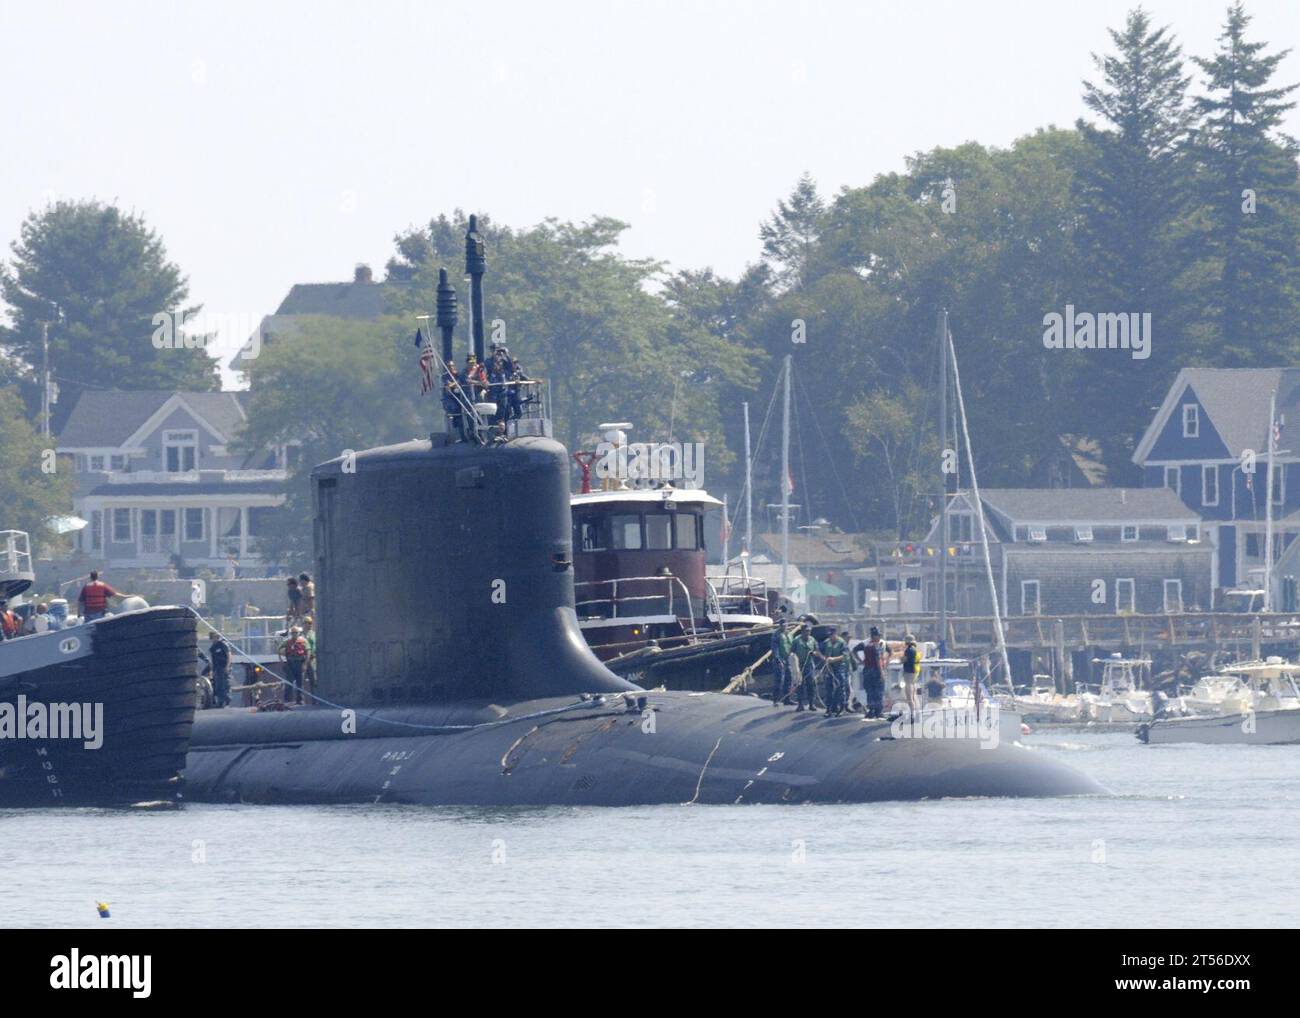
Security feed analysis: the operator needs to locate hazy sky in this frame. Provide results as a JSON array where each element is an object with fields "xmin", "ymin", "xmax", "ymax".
[{"xmin": 4, "ymin": 0, "xmax": 1300, "ymax": 381}]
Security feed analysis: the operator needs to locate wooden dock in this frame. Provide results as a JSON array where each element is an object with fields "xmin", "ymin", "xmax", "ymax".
[{"xmin": 826, "ymin": 612, "xmax": 1300, "ymax": 656}]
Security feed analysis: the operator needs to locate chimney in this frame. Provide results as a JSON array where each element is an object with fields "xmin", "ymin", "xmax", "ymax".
[{"xmin": 354, "ymin": 264, "xmax": 374, "ymax": 284}]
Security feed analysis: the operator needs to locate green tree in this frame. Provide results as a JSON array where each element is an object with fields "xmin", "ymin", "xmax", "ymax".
[
  {"xmin": 0, "ymin": 201, "xmax": 216, "ymax": 431},
  {"xmin": 1074, "ymin": 8, "xmax": 1199, "ymax": 477},
  {"xmin": 759, "ymin": 173, "xmax": 826, "ymax": 292},
  {"xmin": 235, "ymin": 315, "xmax": 425, "ymax": 569},
  {"xmin": 1192, "ymin": 1, "xmax": 1300, "ymax": 364},
  {"xmin": 0, "ymin": 387, "xmax": 75, "ymax": 545}
]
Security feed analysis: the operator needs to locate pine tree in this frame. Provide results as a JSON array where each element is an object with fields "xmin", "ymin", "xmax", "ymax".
[
  {"xmin": 1074, "ymin": 8, "xmax": 1196, "ymax": 478},
  {"xmin": 759, "ymin": 173, "xmax": 825, "ymax": 291},
  {"xmin": 1192, "ymin": 1, "xmax": 1300, "ymax": 365}
]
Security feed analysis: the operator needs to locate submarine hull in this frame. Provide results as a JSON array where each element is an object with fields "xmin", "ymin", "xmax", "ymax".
[{"xmin": 185, "ymin": 692, "xmax": 1104, "ymax": 805}]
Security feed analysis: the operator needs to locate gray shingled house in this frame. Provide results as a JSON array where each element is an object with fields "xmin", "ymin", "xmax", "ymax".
[
  {"xmin": 55, "ymin": 391, "xmax": 290, "ymax": 572},
  {"xmin": 921, "ymin": 488, "xmax": 1211, "ymax": 617},
  {"xmin": 229, "ymin": 264, "xmax": 414, "ymax": 376}
]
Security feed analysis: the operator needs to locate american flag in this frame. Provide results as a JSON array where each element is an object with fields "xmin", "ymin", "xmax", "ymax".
[{"xmin": 415, "ymin": 328, "xmax": 435, "ymax": 395}]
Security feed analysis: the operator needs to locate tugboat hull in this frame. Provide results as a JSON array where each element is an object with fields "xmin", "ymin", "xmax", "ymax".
[{"xmin": 0, "ymin": 607, "xmax": 196, "ymax": 807}]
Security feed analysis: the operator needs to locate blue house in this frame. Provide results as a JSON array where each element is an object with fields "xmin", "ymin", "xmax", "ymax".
[{"xmin": 1133, "ymin": 367, "xmax": 1300, "ymax": 602}]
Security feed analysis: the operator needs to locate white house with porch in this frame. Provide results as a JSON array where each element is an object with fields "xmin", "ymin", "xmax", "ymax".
[{"xmin": 55, "ymin": 391, "xmax": 292, "ymax": 572}]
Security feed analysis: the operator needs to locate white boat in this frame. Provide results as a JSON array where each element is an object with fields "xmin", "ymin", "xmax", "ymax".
[
  {"xmin": 1179, "ymin": 672, "xmax": 1248, "ymax": 716},
  {"xmin": 1079, "ymin": 654, "xmax": 1166, "ymax": 722},
  {"xmin": 889, "ymin": 656, "xmax": 1023, "ymax": 746},
  {"xmin": 1140, "ymin": 658, "xmax": 1300, "ymax": 745},
  {"xmin": 1001, "ymin": 675, "xmax": 1082, "ymax": 723}
]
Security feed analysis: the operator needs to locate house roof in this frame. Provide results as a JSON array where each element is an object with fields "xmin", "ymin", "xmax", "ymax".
[
  {"xmin": 274, "ymin": 280, "xmax": 413, "ymax": 318},
  {"xmin": 754, "ymin": 531, "xmax": 874, "ymax": 565},
  {"xmin": 976, "ymin": 488, "xmax": 1199, "ymax": 523},
  {"xmin": 1134, "ymin": 367, "xmax": 1300, "ymax": 463},
  {"xmin": 57, "ymin": 391, "xmax": 246, "ymax": 448}
]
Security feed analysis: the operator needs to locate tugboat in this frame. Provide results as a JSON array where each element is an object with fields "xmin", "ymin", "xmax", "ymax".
[
  {"xmin": 570, "ymin": 429, "xmax": 775, "ymax": 691},
  {"xmin": 0, "ymin": 530, "xmax": 197, "ymax": 806},
  {"xmin": 181, "ymin": 218, "xmax": 1104, "ymax": 805}
]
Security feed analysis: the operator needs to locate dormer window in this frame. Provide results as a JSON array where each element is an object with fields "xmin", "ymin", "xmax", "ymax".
[
  {"xmin": 1122, "ymin": 525, "xmax": 1139, "ymax": 542},
  {"xmin": 1074, "ymin": 526, "xmax": 1094, "ymax": 543},
  {"xmin": 1167, "ymin": 524, "xmax": 1188, "ymax": 542},
  {"xmin": 163, "ymin": 430, "xmax": 198, "ymax": 473},
  {"xmin": 1183, "ymin": 404, "xmax": 1199, "ymax": 438},
  {"xmin": 1027, "ymin": 526, "xmax": 1047, "ymax": 543}
]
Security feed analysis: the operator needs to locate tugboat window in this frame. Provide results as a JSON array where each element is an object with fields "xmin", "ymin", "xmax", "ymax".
[
  {"xmin": 576, "ymin": 520, "xmax": 601, "ymax": 551},
  {"xmin": 646, "ymin": 513, "xmax": 673, "ymax": 550},
  {"xmin": 610, "ymin": 514, "xmax": 642, "ymax": 550},
  {"xmin": 674, "ymin": 513, "xmax": 699, "ymax": 550}
]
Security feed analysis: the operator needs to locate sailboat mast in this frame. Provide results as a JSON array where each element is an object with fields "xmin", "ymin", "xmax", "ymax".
[
  {"xmin": 1265, "ymin": 391, "xmax": 1277, "ymax": 613},
  {"xmin": 743, "ymin": 401, "xmax": 753, "ymax": 556},
  {"xmin": 938, "ymin": 308, "xmax": 949, "ymax": 653},
  {"xmin": 948, "ymin": 329, "xmax": 1014, "ymax": 691},
  {"xmin": 781, "ymin": 354, "xmax": 792, "ymax": 595}
]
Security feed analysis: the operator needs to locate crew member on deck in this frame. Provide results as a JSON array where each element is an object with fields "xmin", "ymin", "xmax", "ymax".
[
  {"xmin": 819, "ymin": 628, "xmax": 850, "ymax": 717},
  {"xmin": 791, "ymin": 624, "xmax": 819, "ymax": 712},
  {"xmin": 78, "ymin": 570, "xmax": 132, "ymax": 622},
  {"xmin": 441, "ymin": 361, "xmax": 467, "ymax": 441},
  {"xmin": 855, "ymin": 626, "xmax": 889, "ymax": 718},
  {"xmin": 208, "ymin": 629, "xmax": 232, "ymax": 708},
  {"xmin": 486, "ymin": 346, "xmax": 510, "ymax": 424},
  {"xmin": 902, "ymin": 634, "xmax": 921, "ymax": 711},
  {"xmin": 464, "ymin": 353, "xmax": 487, "ymax": 402},
  {"xmin": 770, "ymin": 619, "xmax": 793, "ymax": 705},
  {"xmin": 278, "ymin": 625, "xmax": 309, "ymax": 705}
]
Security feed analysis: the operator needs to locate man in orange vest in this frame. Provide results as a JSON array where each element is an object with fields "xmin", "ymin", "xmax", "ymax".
[
  {"xmin": 78, "ymin": 570, "xmax": 132, "ymax": 621},
  {"xmin": 277, "ymin": 625, "xmax": 309, "ymax": 705}
]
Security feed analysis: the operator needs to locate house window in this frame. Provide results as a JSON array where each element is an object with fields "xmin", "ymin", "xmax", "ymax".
[
  {"xmin": 110, "ymin": 454, "xmax": 127, "ymax": 471},
  {"xmin": 1074, "ymin": 526, "xmax": 1094, "ymax": 543},
  {"xmin": 184, "ymin": 508, "xmax": 205, "ymax": 542},
  {"xmin": 1247, "ymin": 533, "xmax": 1261, "ymax": 558},
  {"xmin": 163, "ymin": 430, "xmax": 198, "ymax": 473},
  {"xmin": 1021, "ymin": 580, "xmax": 1041, "ymax": 616},
  {"xmin": 89, "ymin": 510, "xmax": 102, "ymax": 551},
  {"xmin": 1163, "ymin": 579, "xmax": 1183, "ymax": 613},
  {"xmin": 1182, "ymin": 404, "xmax": 1199, "ymax": 438},
  {"xmin": 1202, "ymin": 465, "xmax": 1219, "ymax": 506},
  {"xmin": 1167, "ymin": 524, "xmax": 1188, "ymax": 542},
  {"xmin": 112, "ymin": 508, "xmax": 132, "ymax": 543},
  {"xmin": 1164, "ymin": 466, "xmax": 1181, "ymax": 494},
  {"xmin": 1121, "ymin": 525, "xmax": 1139, "ymax": 542},
  {"xmin": 1027, "ymin": 526, "xmax": 1047, "ymax": 543},
  {"xmin": 1272, "ymin": 464, "xmax": 1285, "ymax": 506},
  {"xmin": 1116, "ymin": 578, "xmax": 1135, "ymax": 613},
  {"xmin": 947, "ymin": 513, "xmax": 973, "ymax": 543},
  {"xmin": 88, "ymin": 454, "xmax": 105, "ymax": 472}
]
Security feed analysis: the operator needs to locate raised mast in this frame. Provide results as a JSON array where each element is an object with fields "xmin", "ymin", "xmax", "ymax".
[
  {"xmin": 938, "ymin": 308, "xmax": 949, "ymax": 653},
  {"xmin": 948, "ymin": 328, "xmax": 1014, "ymax": 692},
  {"xmin": 1265, "ymin": 390, "xmax": 1277, "ymax": 612},
  {"xmin": 780, "ymin": 354, "xmax": 792, "ymax": 595},
  {"xmin": 743, "ymin": 400, "xmax": 753, "ymax": 557}
]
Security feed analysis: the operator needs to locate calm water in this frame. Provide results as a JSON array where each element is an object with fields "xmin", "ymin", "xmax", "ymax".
[{"xmin": 2, "ymin": 732, "xmax": 1297, "ymax": 928}]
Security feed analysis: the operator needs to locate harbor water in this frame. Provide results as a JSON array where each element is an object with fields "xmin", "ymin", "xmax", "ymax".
[{"xmin": 2, "ymin": 731, "xmax": 1297, "ymax": 928}]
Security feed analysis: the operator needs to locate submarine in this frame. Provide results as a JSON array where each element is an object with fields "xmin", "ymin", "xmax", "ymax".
[{"xmin": 184, "ymin": 219, "xmax": 1104, "ymax": 806}]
